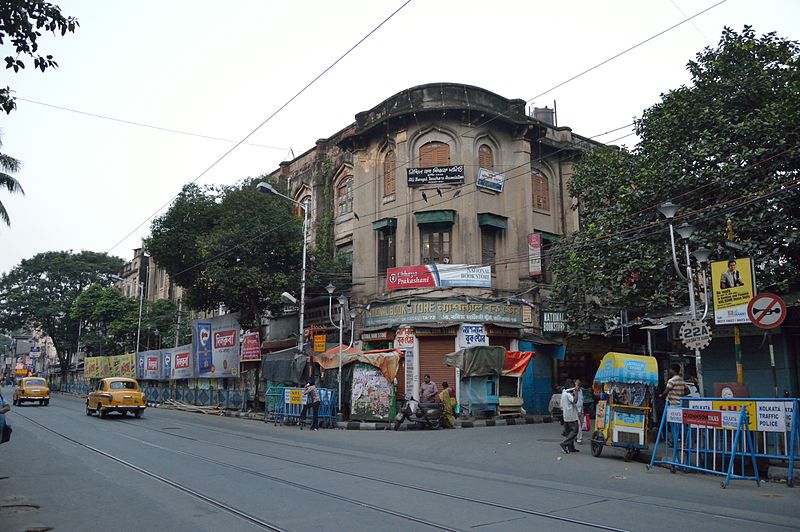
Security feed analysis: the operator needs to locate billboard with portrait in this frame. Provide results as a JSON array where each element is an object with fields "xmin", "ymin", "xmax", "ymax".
[{"xmin": 710, "ymin": 257, "xmax": 755, "ymax": 325}]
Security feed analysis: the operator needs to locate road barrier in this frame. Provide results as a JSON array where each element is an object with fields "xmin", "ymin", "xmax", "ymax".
[
  {"xmin": 648, "ymin": 405, "xmax": 762, "ymax": 488},
  {"xmin": 143, "ymin": 386, "xmax": 249, "ymax": 410},
  {"xmin": 675, "ymin": 397, "xmax": 799, "ymax": 487},
  {"xmin": 273, "ymin": 387, "xmax": 337, "ymax": 428}
]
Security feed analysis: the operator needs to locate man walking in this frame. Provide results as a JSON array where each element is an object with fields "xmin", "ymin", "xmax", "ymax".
[
  {"xmin": 299, "ymin": 380, "xmax": 321, "ymax": 430},
  {"xmin": 575, "ymin": 378, "xmax": 584, "ymax": 444},
  {"xmin": 660, "ymin": 364, "xmax": 687, "ymax": 408},
  {"xmin": 560, "ymin": 379, "xmax": 580, "ymax": 454}
]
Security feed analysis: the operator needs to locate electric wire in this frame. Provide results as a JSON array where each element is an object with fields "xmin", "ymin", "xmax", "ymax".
[{"xmin": 105, "ymin": 0, "xmax": 413, "ymax": 255}]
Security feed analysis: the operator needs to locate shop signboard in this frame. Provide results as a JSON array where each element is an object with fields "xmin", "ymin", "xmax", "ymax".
[
  {"xmin": 364, "ymin": 300, "xmax": 522, "ymax": 328},
  {"xmin": 457, "ymin": 324, "xmax": 488, "ymax": 348},
  {"xmin": 476, "ymin": 168, "xmax": 505, "ymax": 192},
  {"xmin": 394, "ymin": 327, "xmax": 415, "ymax": 350},
  {"xmin": 406, "ymin": 165, "xmax": 465, "ymax": 186},
  {"xmin": 314, "ymin": 334, "xmax": 327, "ymax": 353},
  {"xmin": 527, "ymin": 233, "xmax": 542, "ymax": 276},
  {"xmin": 387, "ymin": 264, "xmax": 491, "ymax": 290},
  {"xmin": 240, "ymin": 331, "xmax": 261, "ymax": 362},
  {"xmin": 710, "ymin": 257, "xmax": 755, "ymax": 325},
  {"xmin": 542, "ymin": 311, "xmax": 566, "ymax": 333}
]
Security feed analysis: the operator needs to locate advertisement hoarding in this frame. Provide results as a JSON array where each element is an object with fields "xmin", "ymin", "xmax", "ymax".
[
  {"xmin": 710, "ymin": 257, "xmax": 754, "ymax": 325},
  {"xmin": 387, "ymin": 264, "xmax": 491, "ymax": 290},
  {"xmin": 240, "ymin": 331, "xmax": 262, "ymax": 362}
]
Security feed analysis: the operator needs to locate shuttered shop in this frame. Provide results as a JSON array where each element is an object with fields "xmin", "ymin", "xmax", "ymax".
[{"xmin": 418, "ymin": 336, "xmax": 456, "ymax": 389}]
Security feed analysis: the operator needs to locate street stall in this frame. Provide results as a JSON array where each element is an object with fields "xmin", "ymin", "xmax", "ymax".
[{"xmin": 591, "ymin": 352, "xmax": 658, "ymax": 462}]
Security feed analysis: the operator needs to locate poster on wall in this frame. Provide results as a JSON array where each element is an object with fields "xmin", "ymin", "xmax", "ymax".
[
  {"xmin": 171, "ymin": 344, "xmax": 193, "ymax": 380},
  {"xmin": 350, "ymin": 363, "xmax": 392, "ymax": 422},
  {"xmin": 139, "ymin": 350, "xmax": 161, "ymax": 380},
  {"xmin": 710, "ymin": 257, "xmax": 755, "ymax": 325},
  {"xmin": 195, "ymin": 321, "xmax": 213, "ymax": 374},
  {"xmin": 240, "ymin": 331, "xmax": 262, "ymax": 362},
  {"xmin": 162, "ymin": 350, "xmax": 172, "ymax": 380},
  {"xmin": 193, "ymin": 314, "xmax": 241, "ymax": 378}
]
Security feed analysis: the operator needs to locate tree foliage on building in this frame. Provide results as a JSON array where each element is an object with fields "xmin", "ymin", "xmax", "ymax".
[
  {"xmin": 145, "ymin": 180, "xmax": 304, "ymax": 329},
  {"xmin": 0, "ymin": 251, "xmax": 124, "ymax": 370},
  {"xmin": 551, "ymin": 27, "xmax": 800, "ymax": 332},
  {"xmin": 0, "ymin": 0, "xmax": 79, "ymax": 114}
]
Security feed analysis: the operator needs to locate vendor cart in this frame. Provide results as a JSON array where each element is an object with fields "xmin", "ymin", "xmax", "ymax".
[{"xmin": 590, "ymin": 352, "xmax": 658, "ymax": 462}]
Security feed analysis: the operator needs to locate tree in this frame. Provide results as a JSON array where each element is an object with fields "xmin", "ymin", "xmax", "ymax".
[
  {"xmin": 71, "ymin": 283, "xmax": 138, "ymax": 356},
  {"xmin": 0, "ymin": 251, "xmax": 124, "ymax": 372},
  {"xmin": 551, "ymin": 27, "xmax": 800, "ymax": 332},
  {"xmin": 0, "ymin": 0, "xmax": 79, "ymax": 114},
  {"xmin": 146, "ymin": 179, "xmax": 304, "ymax": 329},
  {"xmin": 0, "ymin": 135, "xmax": 24, "ymax": 226}
]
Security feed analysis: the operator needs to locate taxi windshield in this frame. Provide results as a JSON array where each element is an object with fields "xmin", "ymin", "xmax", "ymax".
[
  {"xmin": 25, "ymin": 379, "xmax": 46, "ymax": 386},
  {"xmin": 109, "ymin": 381, "xmax": 137, "ymax": 390}
]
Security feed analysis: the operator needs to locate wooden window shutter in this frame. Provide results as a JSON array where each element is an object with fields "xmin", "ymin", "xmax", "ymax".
[
  {"xmin": 420, "ymin": 141, "xmax": 450, "ymax": 167},
  {"xmin": 383, "ymin": 151, "xmax": 396, "ymax": 196},
  {"xmin": 479, "ymin": 144, "xmax": 494, "ymax": 170},
  {"xmin": 532, "ymin": 173, "xmax": 550, "ymax": 212}
]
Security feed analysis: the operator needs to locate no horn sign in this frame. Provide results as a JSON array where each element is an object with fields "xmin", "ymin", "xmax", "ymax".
[{"xmin": 747, "ymin": 293, "xmax": 786, "ymax": 329}]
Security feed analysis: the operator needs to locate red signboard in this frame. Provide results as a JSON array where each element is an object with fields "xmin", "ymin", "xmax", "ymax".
[
  {"xmin": 387, "ymin": 266, "xmax": 436, "ymax": 290},
  {"xmin": 213, "ymin": 329, "xmax": 237, "ymax": 349},
  {"xmin": 174, "ymin": 352, "xmax": 190, "ymax": 369},
  {"xmin": 240, "ymin": 331, "xmax": 262, "ymax": 362},
  {"xmin": 146, "ymin": 356, "xmax": 159, "ymax": 371},
  {"xmin": 682, "ymin": 409, "xmax": 722, "ymax": 428}
]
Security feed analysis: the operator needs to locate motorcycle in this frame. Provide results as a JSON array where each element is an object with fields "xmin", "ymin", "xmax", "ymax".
[{"xmin": 393, "ymin": 398, "xmax": 443, "ymax": 430}]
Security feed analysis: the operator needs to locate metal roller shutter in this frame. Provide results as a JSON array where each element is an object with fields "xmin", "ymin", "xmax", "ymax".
[{"xmin": 418, "ymin": 336, "xmax": 456, "ymax": 392}]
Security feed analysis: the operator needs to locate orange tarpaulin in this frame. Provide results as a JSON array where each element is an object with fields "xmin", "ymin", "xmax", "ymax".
[
  {"xmin": 501, "ymin": 351, "xmax": 534, "ymax": 377},
  {"xmin": 313, "ymin": 345, "xmax": 404, "ymax": 381}
]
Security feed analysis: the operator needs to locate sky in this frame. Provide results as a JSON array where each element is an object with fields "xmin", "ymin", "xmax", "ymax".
[{"xmin": 1, "ymin": 0, "xmax": 798, "ymax": 275}]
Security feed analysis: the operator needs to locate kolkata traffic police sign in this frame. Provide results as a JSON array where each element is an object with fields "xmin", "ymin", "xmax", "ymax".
[
  {"xmin": 679, "ymin": 319, "xmax": 712, "ymax": 350},
  {"xmin": 747, "ymin": 293, "xmax": 786, "ymax": 330}
]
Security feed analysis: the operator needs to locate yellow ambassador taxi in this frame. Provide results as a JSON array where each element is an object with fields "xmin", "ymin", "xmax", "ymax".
[
  {"xmin": 14, "ymin": 377, "xmax": 50, "ymax": 406},
  {"xmin": 86, "ymin": 377, "xmax": 146, "ymax": 418}
]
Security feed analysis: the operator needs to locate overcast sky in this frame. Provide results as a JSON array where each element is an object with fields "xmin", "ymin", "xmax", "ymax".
[{"xmin": 1, "ymin": 0, "xmax": 798, "ymax": 275}]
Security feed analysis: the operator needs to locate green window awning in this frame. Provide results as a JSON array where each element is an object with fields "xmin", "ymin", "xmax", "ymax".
[
  {"xmin": 539, "ymin": 231, "xmax": 561, "ymax": 241},
  {"xmin": 478, "ymin": 213, "xmax": 507, "ymax": 230},
  {"xmin": 372, "ymin": 218, "xmax": 397, "ymax": 231},
  {"xmin": 415, "ymin": 210, "xmax": 456, "ymax": 225}
]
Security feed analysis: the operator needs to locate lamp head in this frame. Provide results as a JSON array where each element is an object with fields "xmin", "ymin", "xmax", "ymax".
[
  {"xmin": 349, "ymin": 309, "xmax": 357, "ymax": 320},
  {"xmin": 658, "ymin": 201, "xmax": 680, "ymax": 220},
  {"xmin": 337, "ymin": 295, "xmax": 347, "ymax": 306},
  {"xmin": 675, "ymin": 223, "xmax": 695, "ymax": 240},
  {"xmin": 256, "ymin": 182, "xmax": 278, "ymax": 195},
  {"xmin": 280, "ymin": 292, "xmax": 298, "ymax": 305},
  {"xmin": 692, "ymin": 247, "xmax": 713, "ymax": 264},
  {"xmin": 325, "ymin": 282, "xmax": 336, "ymax": 295}
]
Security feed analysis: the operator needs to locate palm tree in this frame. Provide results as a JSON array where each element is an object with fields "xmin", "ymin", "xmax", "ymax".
[{"xmin": 0, "ymin": 135, "xmax": 24, "ymax": 226}]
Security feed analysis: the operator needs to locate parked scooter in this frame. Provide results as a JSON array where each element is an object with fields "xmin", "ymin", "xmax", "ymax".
[{"xmin": 393, "ymin": 398, "xmax": 443, "ymax": 430}]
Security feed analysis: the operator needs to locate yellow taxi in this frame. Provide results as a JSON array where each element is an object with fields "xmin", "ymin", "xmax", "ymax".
[
  {"xmin": 13, "ymin": 377, "xmax": 50, "ymax": 406},
  {"xmin": 86, "ymin": 377, "xmax": 146, "ymax": 418}
]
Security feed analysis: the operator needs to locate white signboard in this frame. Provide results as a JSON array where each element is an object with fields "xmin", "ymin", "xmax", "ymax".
[
  {"xmin": 476, "ymin": 168, "xmax": 505, "ymax": 192},
  {"xmin": 457, "ymin": 324, "xmax": 488, "ymax": 348},
  {"xmin": 679, "ymin": 320, "xmax": 712, "ymax": 350},
  {"xmin": 756, "ymin": 402, "xmax": 786, "ymax": 432},
  {"xmin": 667, "ymin": 406, "xmax": 683, "ymax": 424},
  {"xmin": 394, "ymin": 327, "xmax": 415, "ymax": 350},
  {"xmin": 721, "ymin": 411, "xmax": 741, "ymax": 430}
]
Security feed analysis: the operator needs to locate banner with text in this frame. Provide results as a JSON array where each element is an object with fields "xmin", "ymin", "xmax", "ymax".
[
  {"xmin": 387, "ymin": 264, "xmax": 491, "ymax": 290},
  {"xmin": 240, "ymin": 331, "xmax": 262, "ymax": 362},
  {"xmin": 407, "ymin": 165, "xmax": 465, "ymax": 186},
  {"xmin": 192, "ymin": 313, "xmax": 241, "ymax": 378},
  {"xmin": 710, "ymin": 257, "xmax": 754, "ymax": 325}
]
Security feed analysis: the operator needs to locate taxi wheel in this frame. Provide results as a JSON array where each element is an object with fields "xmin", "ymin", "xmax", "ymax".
[
  {"xmin": 98, "ymin": 406, "xmax": 107, "ymax": 418},
  {"xmin": 86, "ymin": 402, "xmax": 93, "ymax": 416},
  {"xmin": 134, "ymin": 410, "xmax": 142, "ymax": 419},
  {"xmin": 44, "ymin": 400, "xmax": 49, "ymax": 406}
]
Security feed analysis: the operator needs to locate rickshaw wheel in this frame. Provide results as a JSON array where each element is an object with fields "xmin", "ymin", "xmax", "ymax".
[{"xmin": 591, "ymin": 432, "xmax": 604, "ymax": 457}]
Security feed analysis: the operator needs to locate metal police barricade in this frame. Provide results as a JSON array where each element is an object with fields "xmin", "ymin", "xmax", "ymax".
[
  {"xmin": 678, "ymin": 397, "xmax": 799, "ymax": 487},
  {"xmin": 648, "ymin": 405, "xmax": 761, "ymax": 488},
  {"xmin": 274, "ymin": 387, "xmax": 336, "ymax": 428}
]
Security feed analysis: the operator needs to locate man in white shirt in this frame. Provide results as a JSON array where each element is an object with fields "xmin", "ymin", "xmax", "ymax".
[
  {"xmin": 575, "ymin": 378, "xmax": 585, "ymax": 444},
  {"xmin": 560, "ymin": 379, "xmax": 580, "ymax": 453}
]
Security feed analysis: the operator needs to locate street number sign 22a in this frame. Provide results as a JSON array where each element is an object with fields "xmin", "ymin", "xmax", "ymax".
[{"xmin": 679, "ymin": 319, "xmax": 712, "ymax": 350}]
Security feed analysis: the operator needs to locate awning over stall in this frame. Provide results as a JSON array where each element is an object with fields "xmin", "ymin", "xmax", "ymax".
[
  {"xmin": 443, "ymin": 346, "xmax": 505, "ymax": 377},
  {"xmin": 501, "ymin": 351, "xmax": 535, "ymax": 377},
  {"xmin": 313, "ymin": 345, "xmax": 404, "ymax": 381},
  {"xmin": 261, "ymin": 347, "xmax": 307, "ymax": 386},
  {"xmin": 593, "ymin": 352, "xmax": 658, "ymax": 385}
]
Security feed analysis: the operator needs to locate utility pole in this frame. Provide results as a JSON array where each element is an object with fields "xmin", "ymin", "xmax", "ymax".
[
  {"xmin": 727, "ymin": 219, "xmax": 745, "ymax": 385},
  {"xmin": 175, "ymin": 298, "xmax": 182, "ymax": 348}
]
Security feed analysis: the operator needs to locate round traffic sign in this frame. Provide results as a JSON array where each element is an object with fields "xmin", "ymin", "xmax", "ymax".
[
  {"xmin": 747, "ymin": 293, "xmax": 786, "ymax": 329},
  {"xmin": 679, "ymin": 319, "xmax": 712, "ymax": 350}
]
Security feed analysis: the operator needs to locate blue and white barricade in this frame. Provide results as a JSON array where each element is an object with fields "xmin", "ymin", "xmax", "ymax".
[
  {"xmin": 648, "ymin": 405, "xmax": 761, "ymax": 488},
  {"xmin": 274, "ymin": 387, "xmax": 337, "ymax": 428}
]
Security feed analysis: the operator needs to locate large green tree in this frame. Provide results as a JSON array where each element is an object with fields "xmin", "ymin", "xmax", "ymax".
[
  {"xmin": 551, "ymin": 27, "xmax": 800, "ymax": 332},
  {"xmin": 146, "ymin": 179, "xmax": 304, "ymax": 329},
  {"xmin": 0, "ymin": 135, "xmax": 23, "ymax": 226},
  {"xmin": 0, "ymin": 251, "xmax": 124, "ymax": 371},
  {"xmin": 0, "ymin": 0, "xmax": 78, "ymax": 114}
]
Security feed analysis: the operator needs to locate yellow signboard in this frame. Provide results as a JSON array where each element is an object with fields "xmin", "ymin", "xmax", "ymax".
[
  {"xmin": 85, "ymin": 354, "xmax": 136, "ymax": 379},
  {"xmin": 710, "ymin": 257, "xmax": 754, "ymax": 324},
  {"xmin": 711, "ymin": 400, "xmax": 758, "ymax": 431},
  {"xmin": 314, "ymin": 334, "xmax": 326, "ymax": 353},
  {"xmin": 289, "ymin": 389, "xmax": 303, "ymax": 405}
]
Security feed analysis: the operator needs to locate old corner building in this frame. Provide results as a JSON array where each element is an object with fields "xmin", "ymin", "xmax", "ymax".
[{"xmin": 267, "ymin": 83, "xmax": 602, "ymax": 413}]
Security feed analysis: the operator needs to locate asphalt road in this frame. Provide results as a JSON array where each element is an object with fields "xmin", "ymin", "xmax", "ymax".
[{"xmin": 1, "ymin": 388, "xmax": 797, "ymax": 532}]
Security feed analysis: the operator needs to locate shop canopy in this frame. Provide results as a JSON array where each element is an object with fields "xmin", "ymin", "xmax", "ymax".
[
  {"xmin": 313, "ymin": 345, "xmax": 404, "ymax": 381},
  {"xmin": 501, "ymin": 351, "xmax": 535, "ymax": 378},
  {"xmin": 261, "ymin": 347, "xmax": 307, "ymax": 385},
  {"xmin": 443, "ymin": 346, "xmax": 505, "ymax": 377},
  {"xmin": 593, "ymin": 352, "xmax": 658, "ymax": 385}
]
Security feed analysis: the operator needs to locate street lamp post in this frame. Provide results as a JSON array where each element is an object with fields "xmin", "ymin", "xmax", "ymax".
[
  {"xmin": 326, "ymin": 282, "xmax": 348, "ymax": 416},
  {"xmin": 659, "ymin": 202, "xmax": 713, "ymax": 395},
  {"xmin": 135, "ymin": 281, "xmax": 144, "ymax": 354},
  {"xmin": 256, "ymin": 182, "xmax": 310, "ymax": 355}
]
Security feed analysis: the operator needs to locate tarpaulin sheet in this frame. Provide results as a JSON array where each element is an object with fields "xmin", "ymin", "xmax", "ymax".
[
  {"xmin": 501, "ymin": 351, "xmax": 535, "ymax": 377},
  {"xmin": 261, "ymin": 347, "xmax": 307, "ymax": 386},
  {"xmin": 313, "ymin": 346, "xmax": 403, "ymax": 381},
  {"xmin": 443, "ymin": 346, "xmax": 505, "ymax": 377},
  {"xmin": 593, "ymin": 352, "xmax": 658, "ymax": 385}
]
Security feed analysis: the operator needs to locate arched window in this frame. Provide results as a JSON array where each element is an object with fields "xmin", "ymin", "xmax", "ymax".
[
  {"xmin": 419, "ymin": 141, "xmax": 450, "ymax": 167},
  {"xmin": 383, "ymin": 151, "xmax": 396, "ymax": 196},
  {"xmin": 336, "ymin": 176, "xmax": 353, "ymax": 215},
  {"xmin": 293, "ymin": 194, "xmax": 310, "ymax": 217},
  {"xmin": 532, "ymin": 172, "xmax": 550, "ymax": 212},
  {"xmin": 478, "ymin": 144, "xmax": 494, "ymax": 170}
]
